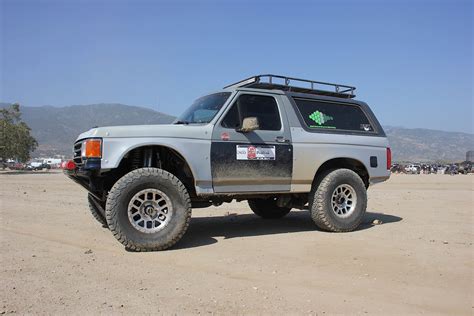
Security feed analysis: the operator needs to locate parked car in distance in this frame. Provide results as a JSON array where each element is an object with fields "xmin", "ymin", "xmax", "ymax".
[
  {"xmin": 405, "ymin": 164, "xmax": 420, "ymax": 174},
  {"xmin": 8, "ymin": 162, "xmax": 25, "ymax": 170}
]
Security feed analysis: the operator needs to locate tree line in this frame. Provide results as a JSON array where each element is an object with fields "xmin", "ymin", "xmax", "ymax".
[{"xmin": 0, "ymin": 103, "xmax": 37, "ymax": 163}]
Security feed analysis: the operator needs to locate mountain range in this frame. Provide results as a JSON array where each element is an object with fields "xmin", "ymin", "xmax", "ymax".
[{"xmin": 1, "ymin": 103, "xmax": 472, "ymax": 162}]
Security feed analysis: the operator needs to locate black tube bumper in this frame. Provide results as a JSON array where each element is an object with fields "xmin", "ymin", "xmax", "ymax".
[{"xmin": 64, "ymin": 167, "xmax": 103, "ymax": 201}]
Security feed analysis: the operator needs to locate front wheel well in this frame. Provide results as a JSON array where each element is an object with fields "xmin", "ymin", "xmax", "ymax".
[
  {"xmin": 312, "ymin": 158, "xmax": 369, "ymax": 189},
  {"xmin": 102, "ymin": 145, "xmax": 196, "ymax": 198}
]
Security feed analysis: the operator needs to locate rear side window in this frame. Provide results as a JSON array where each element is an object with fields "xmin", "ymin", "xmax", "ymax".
[
  {"xmin": 222, "ymin": 94, "xmax": 282, "ymax": 131},
  {"xmin": 293, "ymin": 98, "xmax": 373, "ymax": 132}
]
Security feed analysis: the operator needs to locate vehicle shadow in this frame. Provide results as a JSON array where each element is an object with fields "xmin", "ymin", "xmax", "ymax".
[{"xmin": 173, "ymin": 210, "xmax": 402, "ymax": 250}]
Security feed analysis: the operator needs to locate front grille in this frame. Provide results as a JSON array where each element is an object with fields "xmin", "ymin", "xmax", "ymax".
[{"xmin": 73, "ymin": 141, "xmax": 83, "ymax": 166}]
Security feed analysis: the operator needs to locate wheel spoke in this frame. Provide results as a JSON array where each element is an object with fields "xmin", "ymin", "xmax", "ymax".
[{"xmin": 331, "ymin": 184, "xmax": 357, "ymax": 218}]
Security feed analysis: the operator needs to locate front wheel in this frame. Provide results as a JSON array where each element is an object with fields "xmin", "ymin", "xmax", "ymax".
[
  {"xmin": 105, "ymin": 168, "xmax": 191, "ymax": 251},
  {"xmin": 248, "ymin": 198, "xmax": 291, "ymax": 219},
  {"xmin": 309, "ymin": 169, "xmax": 367, "ymax": 232}
]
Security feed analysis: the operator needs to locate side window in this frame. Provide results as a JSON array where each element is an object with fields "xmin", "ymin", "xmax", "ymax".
[
  {"xmin": 221, "ymin": 94, "xmax": 282, "ymax": 131},
  {"xmin": 293, "ymin": 98, "xmax": 373, "ymax": 132}
]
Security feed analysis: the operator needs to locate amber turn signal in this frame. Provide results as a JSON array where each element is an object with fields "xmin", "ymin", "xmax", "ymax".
[{"xmin": 83, "ymin": 139, "xmax": 102, "ymax": 158}]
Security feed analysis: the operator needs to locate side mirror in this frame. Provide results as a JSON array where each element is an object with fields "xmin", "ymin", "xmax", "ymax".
[{"xmin": 238, "ymin": 117, "xmax": 260, "ymax": 133}]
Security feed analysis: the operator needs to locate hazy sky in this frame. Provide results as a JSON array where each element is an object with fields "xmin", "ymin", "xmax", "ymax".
[{"xmin": 1, "ymin": 0, "xmax": 472, "ymax": 133}]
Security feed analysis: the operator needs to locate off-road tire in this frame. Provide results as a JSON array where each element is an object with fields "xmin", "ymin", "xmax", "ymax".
[
  {"xmin": 248, "ymin": 198, "xmax": 291, "ymax": 219},
  {"xmin": 309, "ymin": 168, "xmax": 367, "ymax": 232},
  {"xmin": 87, "ymin": 193, "xmax": 108, "ymax": 227},
  {"xmin": 105, "ymin": 168, "xmax": 191, "ymax": 251}
]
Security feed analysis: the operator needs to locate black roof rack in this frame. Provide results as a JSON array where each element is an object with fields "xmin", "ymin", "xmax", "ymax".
[{"xmin": 224, "ymin": 74, "xmax": 356, "ymax": 99}]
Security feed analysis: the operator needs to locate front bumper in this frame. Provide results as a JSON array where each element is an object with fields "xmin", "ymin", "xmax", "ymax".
[{"xmin": 64, "ymin": 162, "xmax": 103, "ymax": 200}]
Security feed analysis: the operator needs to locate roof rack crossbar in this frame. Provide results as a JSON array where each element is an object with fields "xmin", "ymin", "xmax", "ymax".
[{"xmin": 224, "ymin": 74, "xmax": 356, "ymax": 99}]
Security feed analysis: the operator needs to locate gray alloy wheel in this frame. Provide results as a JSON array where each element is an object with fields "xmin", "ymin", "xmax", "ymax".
[
  {"xmin": 331, "ymin": 184, "xmax": 357, "ymax": 218},
  {"xmin": 127, "ymin": 188, "xmax": 173, "ymax": 234}
]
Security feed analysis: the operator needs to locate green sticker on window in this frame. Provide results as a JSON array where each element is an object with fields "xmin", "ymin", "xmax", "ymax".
[{"xmin": 309, "ymin": 111, "xmax": 334, "ymax": 126}]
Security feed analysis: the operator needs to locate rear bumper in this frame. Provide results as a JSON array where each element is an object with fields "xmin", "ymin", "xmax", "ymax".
[{"xmin": 369, "ymin": 175, "xmax": 390, "ymax": 185}]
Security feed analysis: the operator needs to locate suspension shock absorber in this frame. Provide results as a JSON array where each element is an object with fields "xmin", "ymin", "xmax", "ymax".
[
  {"xmin": 143, "ymin": 148, "xmax": 153, "ymax": 167},
  {"xmin": 130, "ymin": 149, "xmax": 142, "ymax": 170}
]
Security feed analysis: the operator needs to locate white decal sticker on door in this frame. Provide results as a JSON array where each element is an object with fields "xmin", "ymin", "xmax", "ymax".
[{"xmin": 236, "ymin": 145, "xmax": 276, "ymax": 160}]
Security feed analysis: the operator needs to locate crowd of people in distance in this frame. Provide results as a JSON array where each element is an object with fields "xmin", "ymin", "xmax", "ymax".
[{"xmin": 390, "ymin": 162, "xmax": 472, "ymax": 175}]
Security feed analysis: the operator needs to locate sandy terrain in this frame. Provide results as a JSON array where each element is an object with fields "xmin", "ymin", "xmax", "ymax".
[{"xmin": 0, "ymin": 171, "xmax": 472, "ymax": 315}]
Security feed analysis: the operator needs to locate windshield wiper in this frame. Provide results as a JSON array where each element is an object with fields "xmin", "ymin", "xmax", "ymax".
[{"xmin": 174, "ymin": 120, "xmax": 190, "ymax": 125}]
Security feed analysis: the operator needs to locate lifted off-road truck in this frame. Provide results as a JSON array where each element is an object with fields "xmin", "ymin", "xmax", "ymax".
[{"xmin": 65, "ymin": 74, "xmax": 391, "ymax": 251}]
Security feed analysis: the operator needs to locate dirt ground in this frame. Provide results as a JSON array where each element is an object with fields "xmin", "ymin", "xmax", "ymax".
[{"xmin": 0, "ymin": 171, "xmax": 472, "ymax": 315}]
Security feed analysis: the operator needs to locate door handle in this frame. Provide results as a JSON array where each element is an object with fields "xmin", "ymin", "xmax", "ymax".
[{"xmin": 275, "ymin": 136, "xmax": 289, "ymax": 143}]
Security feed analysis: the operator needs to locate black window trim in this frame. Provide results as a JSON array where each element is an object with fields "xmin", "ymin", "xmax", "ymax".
[
  {"xmin": 219, "ymin": 92, "xmax": 284, "ymax": 132},
  {"xmin": 289, "ymin": 96, "xmax": 381, "ymax": 136}
]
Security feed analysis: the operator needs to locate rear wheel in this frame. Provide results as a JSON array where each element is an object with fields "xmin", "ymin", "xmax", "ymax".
[
  {"xmin": 248, "ymin": 198, "xmax": 291, "ymax": 219},
  {"xmin": 309, "ymin": 169, "xmax": 367, "ymax": 232},
  {"xmin": 105, "ymin": 168, "xmax": 191, "ymax": 251}
]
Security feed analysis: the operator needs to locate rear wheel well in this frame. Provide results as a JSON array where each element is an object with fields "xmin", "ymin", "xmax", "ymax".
[{"xmin": 312, "ymin": 158, "xmax": 369, "ymax": 189}]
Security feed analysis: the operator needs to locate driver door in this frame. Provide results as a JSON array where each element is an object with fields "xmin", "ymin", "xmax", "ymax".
[{"xmin": 210, "ymin": 92, "xmax": 293, "ymax": 193}]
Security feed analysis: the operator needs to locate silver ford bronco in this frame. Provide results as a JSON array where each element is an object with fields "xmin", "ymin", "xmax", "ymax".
[{"xmin": 65, "ymin": 74, "xmax": 391, "ymax": 251}]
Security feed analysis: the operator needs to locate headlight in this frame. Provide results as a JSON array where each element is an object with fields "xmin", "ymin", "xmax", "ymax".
[{"xmin": 82, "ymin": 139, "xmax": 102, "ymax": 158}]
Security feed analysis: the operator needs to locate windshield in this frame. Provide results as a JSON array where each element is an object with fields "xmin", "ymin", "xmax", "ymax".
[{"xmin": 175, "ymin": 92, "xmax": 231, "ymax": 124}]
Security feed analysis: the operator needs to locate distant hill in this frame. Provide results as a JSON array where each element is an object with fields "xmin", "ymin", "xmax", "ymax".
[
  {"xmin": 384, "ymin": 126, "xmax": 473, "ymax": 162},
  {"xmin": 1, "ymin": 103, "xmax": 473, "ymax": 162},
  {"xmin": 1, "ymin": 103, "xmax": 175, "ymax": 157}
]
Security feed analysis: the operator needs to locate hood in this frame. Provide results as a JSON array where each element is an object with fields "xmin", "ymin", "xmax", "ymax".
[{"xmin": 76, "ymin": 124, "xmax": 212, "ymax": 141}]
